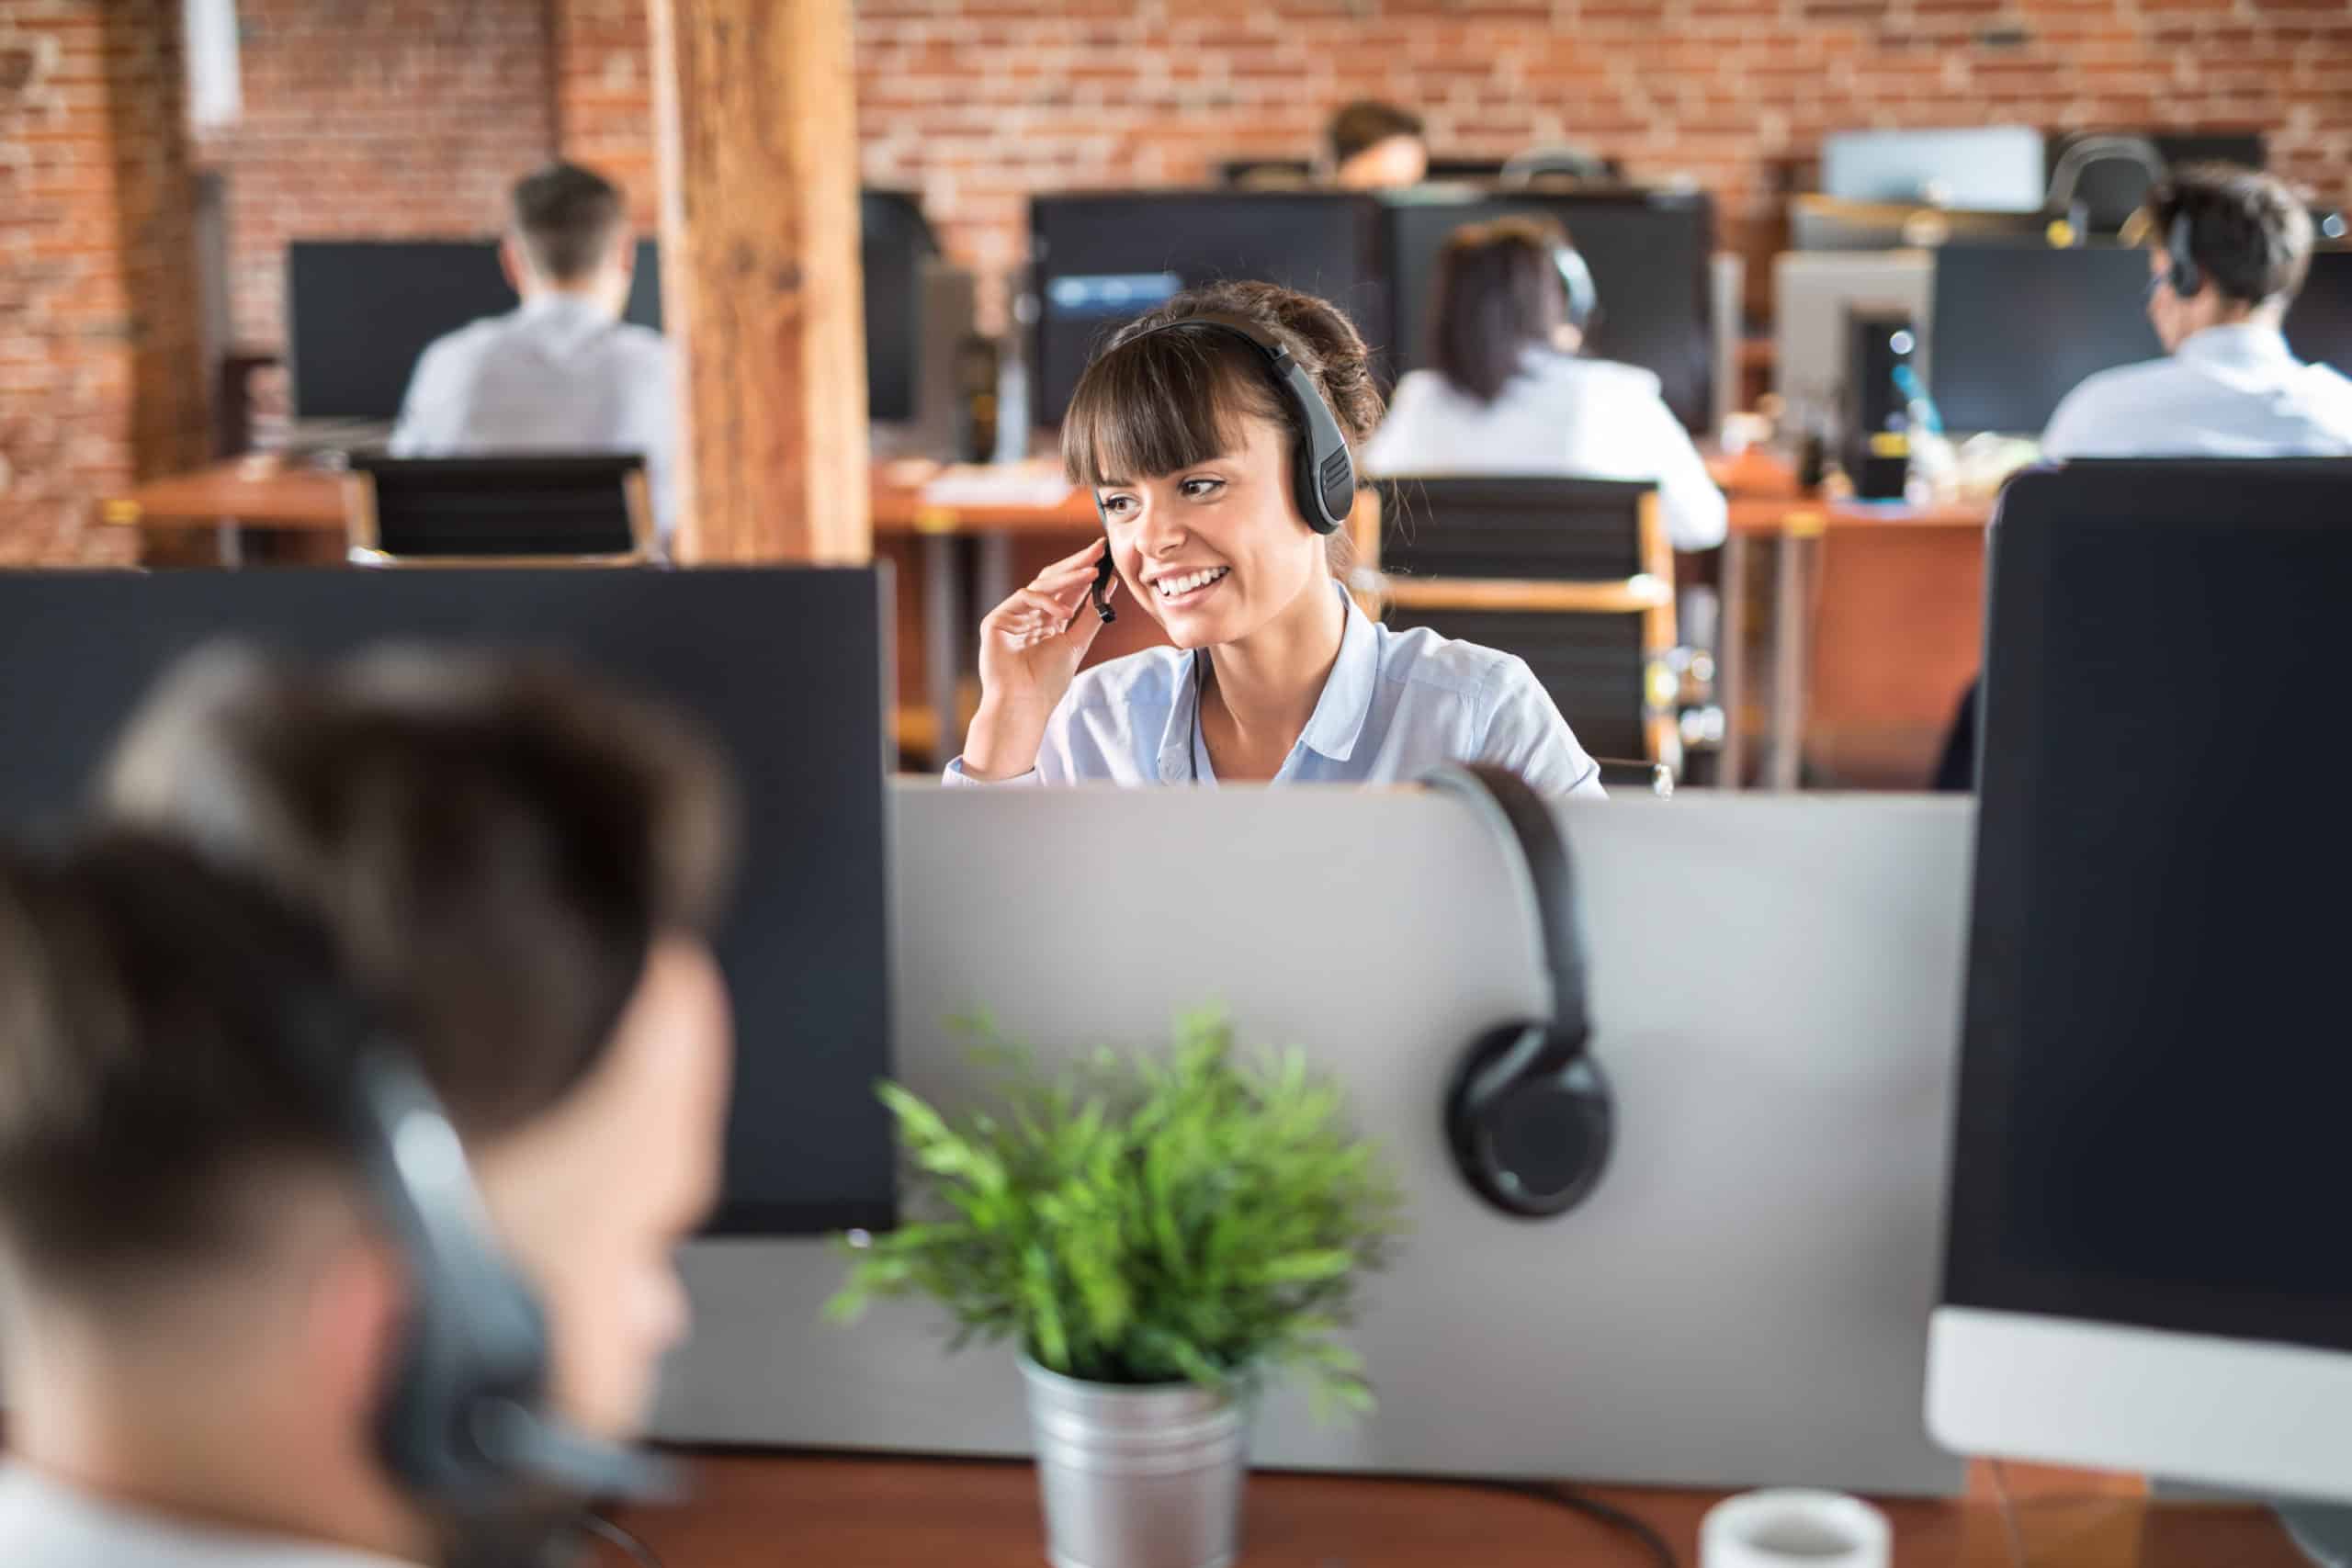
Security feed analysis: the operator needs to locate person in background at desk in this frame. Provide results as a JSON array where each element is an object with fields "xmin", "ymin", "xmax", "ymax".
[
  {"xmin": 1940, "ymin": 165, "xmax": 2352, "ymax": 790},
  {"xmin": 948, "ymin": 280, "xmax": 1602, "ymax": 797},
  {"xmin": 390, "ymin": 161, "xmax": 676, "ymax": 537},
  {"xmin": 2041, "ymin": 164, "xmax": 2352, "ymax": 458},
  {"xmin": 0, "ymin": 649, "xmax": 737, "ymax": 1568},
  {"xmin": 1362, "ymin": 217, "xmax": 1729, "ymax": 553},
  {"xmin": 1329, "ymin": 100, "xmax": 1429, "ymax": 191}
]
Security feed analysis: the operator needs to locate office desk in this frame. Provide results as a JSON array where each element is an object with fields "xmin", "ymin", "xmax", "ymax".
[
  {"xmin": 1713, "ymin": 455, "xmax": 1993, "ymax": 790},
  {"xmin": 611, "ymin": 1452, "xmax": 2308, "ymax": 1567}
]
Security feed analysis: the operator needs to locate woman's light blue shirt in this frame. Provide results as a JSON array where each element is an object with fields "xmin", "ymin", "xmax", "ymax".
[{"xmin": 946, "ymin": 585, "xmax": 1604, "ymax": 797}]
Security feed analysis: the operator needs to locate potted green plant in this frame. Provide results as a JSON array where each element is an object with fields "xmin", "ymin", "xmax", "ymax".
[{"xmin": 831, "ymin": 1010, "xmax": 1403, "ymax": 1568}]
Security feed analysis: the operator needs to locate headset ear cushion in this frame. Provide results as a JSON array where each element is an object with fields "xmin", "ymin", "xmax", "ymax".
[{"xmin": 1447, "ymin": 1021, "xmax": 1615, "ymax": 1220}]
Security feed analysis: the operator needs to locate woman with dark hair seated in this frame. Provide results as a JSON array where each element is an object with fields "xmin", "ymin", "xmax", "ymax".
[
  {"xmin": 1363, "ymin": 216, "xmax": 1728, "ymax": 553},
  {"xmin": 945, "ymin": 279, "xmax": 1602, "ymax": 798}
]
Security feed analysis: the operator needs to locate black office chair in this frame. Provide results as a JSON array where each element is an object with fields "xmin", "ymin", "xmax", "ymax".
[
  {"xmin": 344, "ymin": 454, "xmax": 655, "ymax": 567},
  {"xmin": 1374, "ymin": 477, "xmax": 1682, "ymax": 773}
]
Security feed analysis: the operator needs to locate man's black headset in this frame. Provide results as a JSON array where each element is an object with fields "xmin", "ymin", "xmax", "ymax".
[
  {"xmin": 105, "ymin": 848, "xmax": 679, "ymax": 1520},
  {"xmin": 1080, "ymin": 310, "xmax": 1360, "ymax": 626},
  {"xmin": 2162, "ymin": 208, "xmax": 2205, "ymax": 299},
  {"xmin": 1422, "ymin": 764, "xmax": 1614, "ymax": 1220}
]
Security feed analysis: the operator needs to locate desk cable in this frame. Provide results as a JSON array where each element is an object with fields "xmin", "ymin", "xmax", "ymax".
[
  {"xmin": 1463, "ymin": 1478, "xmax": 1681, "ymax": 1568},
  {"xmin": 581, "ymin": 1512, "xmax": 665, "ymax": 1568}
]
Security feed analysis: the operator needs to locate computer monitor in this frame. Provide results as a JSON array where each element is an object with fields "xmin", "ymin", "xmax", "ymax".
[
  {"xmin": 1027, "ymin": 190, "xmax": 1386, "ymax": 426},
  {"xmin": 1382, "ymin": 187, "xmax": 1719, "ymax": 434},
  {"xmin": 287, "ymin": 238, "xmax": 662, "ymax": 423},
  {"xmin": 1923, "ymin": 243, "xmax": 2155, "ymax": 435},
  {"xmin": 287, "ymin": 190, "xmax": 933, "ymax": 424},
  {"xmin": 1773, "ymin": 251, "xmax": 1932, "ymax": 415},
  {"xmin": 1821, "ymin": 127, "xmax": 2049, "ymax": 212},
  {"xmin": 1928, "ymin": 460, "xmax": 2352, "ymax": 1502},
  {"xmin": 2285, "ymin": 248, "xmax": 2352, "ymax": 377},
  {"xmin": 861, "ymin": 189, "xmax": 936, "ymax": 424},
  {"xmin": 0, "ymin": 568, "xmax": 898, "ymax": 1237}
]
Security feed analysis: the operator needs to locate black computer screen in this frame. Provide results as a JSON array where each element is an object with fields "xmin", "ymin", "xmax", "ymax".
[
  {"xmin": 1945, "ymin": 462, "xmax": 2352, "ymax": 1353},
  {"xmin": 1927, "ymin": 243, "xmax": 2157, "ymax": 435},
  {"xmin": 2285, "ymin": 249, "xmax": 2352, "ymax": 377},
  {"xmin": 287, "ymin": 239, "xmax": 662, "ymax": 423},
  {"xmin": 1382, "ymin": 191, "xmax": 1718, "ymax": 434},
  {"xmin": 1028, "ymin": 191, "xmax": 1385, "ymax": 426},
  {"xmin": 0, "ymin": 569, "xmax": 898, "ymax": 1237},
  {"xmin": 862, "ymin": 190, "xmax": 936, "ymax": 424},
  {"xmin": 289, "ymin": 191, "xmax": 933, "ymax": 423}
]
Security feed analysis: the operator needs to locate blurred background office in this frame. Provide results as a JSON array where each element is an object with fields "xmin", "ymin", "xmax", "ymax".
[{"xmin": 12, "ymin": 0, "xmax": 2351, "ymax": 792}]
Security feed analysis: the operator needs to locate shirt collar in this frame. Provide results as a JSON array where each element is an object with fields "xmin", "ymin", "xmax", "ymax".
[
  {"xmin": 518, "ymin": 291, "xmax": 613, "ymax": 324},
  {"xmin": 2176, "ymin": 321, "xmax": 2298, "ymax": 369},
  {"xmin": 1297, "ymin": 585, "xmax": 1379, "ymax": 762},
  {"xmin": 1156, "ymin": 583, "xmax": 1375, "ymax": 782}
]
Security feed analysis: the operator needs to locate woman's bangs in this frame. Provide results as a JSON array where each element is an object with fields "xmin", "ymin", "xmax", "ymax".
[{"xmin": 1061, "ymin": 333, "xmax": 1272, "ymax": 490}]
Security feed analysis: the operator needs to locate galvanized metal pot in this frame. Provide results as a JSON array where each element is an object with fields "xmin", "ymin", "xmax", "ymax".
[{"xmin": 1019, "ymin": 1357, "xmax": 1250, "ymax": 1568}]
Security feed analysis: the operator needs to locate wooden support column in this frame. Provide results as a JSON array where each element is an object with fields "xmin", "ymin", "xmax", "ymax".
[{"xmin": 649, "ymin": 0, "xmax": 869, "ymax": 563}]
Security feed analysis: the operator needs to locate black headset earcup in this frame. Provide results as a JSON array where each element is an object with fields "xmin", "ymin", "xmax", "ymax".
[{"xmin": 1447, "ymin": 1021, "xmax": 1615, "ymax": 1220}]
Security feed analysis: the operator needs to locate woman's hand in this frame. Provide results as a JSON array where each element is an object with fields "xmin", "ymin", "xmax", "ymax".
[{"xmin": 960, "ymin": 538, "xmax": 1118, "ymax": 780}]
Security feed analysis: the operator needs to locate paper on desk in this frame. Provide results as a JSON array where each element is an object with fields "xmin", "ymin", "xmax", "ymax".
[{"xmin": 920, "ymin": 466, "xmax": 1077, "ymax": 508}]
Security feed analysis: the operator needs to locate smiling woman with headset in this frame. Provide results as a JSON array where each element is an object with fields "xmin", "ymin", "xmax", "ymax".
[
  {"xmin": 948, "ymin": 279, "xmax": 1603, "ymax": 797},
  {"xmin": 1362, "ymin": 217, "xmax": 1728, "ymax": 554}
]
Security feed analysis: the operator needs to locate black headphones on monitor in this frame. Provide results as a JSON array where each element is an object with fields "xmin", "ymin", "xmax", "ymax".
[
  {"xmin": 113, "ymin": 848, "xmax": 678, "ymax": 1520},
  {"xmin": 1078, "ymin": 310, "xmax": 1360, "ymax": 626},
  {"xmin": 1423, "ymin": 764, "xmax": 1615, "ymax": 1220}
]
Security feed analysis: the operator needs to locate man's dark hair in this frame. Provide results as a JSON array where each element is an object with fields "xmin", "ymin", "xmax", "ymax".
[
  {"xmin": 511, "ymin": 161, "xmax": 628, "ymax": 284},
  {"xmin": 1430, "ymin": 215, "xmax": 1575, "ymax": 404},
  {"xmin": 2145, "ymin": 164, "xmax": 2315, "ymax": 306},
  {"xmin": 0, "ymin": 647, "xmax": 736, "ymax": 1296},
  {"xmin": 1329, "ymin": 101, "xmax": 1425, "ymax": 166}
]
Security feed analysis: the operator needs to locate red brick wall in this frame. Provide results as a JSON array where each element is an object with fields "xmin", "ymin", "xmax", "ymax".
[
  {"xmin": 0, "ymin": 0, "xmax": 209, "ymax": 567},
  {"xmin": 552, "ymin": 0, "xmax": 659, "ymax": 231},
  {"xmin": 197, "ymin": 0, "xmax": 560, "ymax": 352},
  {"xmin": 198, "ymin": 0, "xmax": 2352, "ymax": 354},
  {"xmin": 542, "ymin": 0, "xmax": 2352, "ymax": 327}
]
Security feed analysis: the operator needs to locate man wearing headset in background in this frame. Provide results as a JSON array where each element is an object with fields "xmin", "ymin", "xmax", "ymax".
[
  {"xmin": 2041, "ymin": 164, "xmax": 2352, "ymax": 459},
  {"xmin": 0, "ymin": 647, "xmax": 738, "ymax": 1567}
]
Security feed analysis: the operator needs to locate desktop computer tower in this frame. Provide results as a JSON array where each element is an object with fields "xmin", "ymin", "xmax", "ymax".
[{"xmin": 1843, "ymin": 308, "xmax": 1917, "ymax": 501}]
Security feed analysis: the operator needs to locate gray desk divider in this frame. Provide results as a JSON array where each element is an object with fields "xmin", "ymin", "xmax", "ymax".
[{"xmin": 658, "ymin": 784, "xmax": 1972, "ymax": 1498}]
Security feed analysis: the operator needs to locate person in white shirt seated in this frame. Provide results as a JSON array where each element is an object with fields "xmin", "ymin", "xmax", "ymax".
[
  {"xmin": 947, "ymin": 279, "xmax": 1602, "ymax": 797},
  {"xmin": 0, "ymin": 649, "xmax": 737, "ymax": 1568},
  {"xmin": 2041, "ymin": 164, "xmax": 2352, "ymax": 459},
  {"xmin": 390, "ymin": 162, "xmax": 676, "ymax": 538},
  {"xmin": 1362, "ymin": 215, "xmax": 1729, "ymax": 553}
]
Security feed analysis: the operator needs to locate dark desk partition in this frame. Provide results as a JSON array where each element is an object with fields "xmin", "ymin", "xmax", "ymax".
[
  {"xmin": 1926, "ymin": 243, "xmax": 2156, "ymax": 435},
  {"xmin": 0, "ymin": 568, "xmax": 897, "ymax": 1237},
  {"xmin": 1381, "ymin": 188, "xmax": 1717, "ymax": 434},
  {"xmin": 1928, "ymin": 244, "xmax": 2352, "ymax": 437},
  {"xmin": 288, "ymin": 190, "xmax": 933, "ymax": 424},
  {"xmin": 1028, "ymin": 190, "xmax": 1385, "ymax": 426}
]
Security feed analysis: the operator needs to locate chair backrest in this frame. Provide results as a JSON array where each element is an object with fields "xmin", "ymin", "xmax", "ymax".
[
  {"xmin": 345, "ymin": 455, "xmax": 651, "ymax": 565},
  {"xmin": 1374, "ymin": 476, "xmax": 1676, "ymax": 770},
  {"xmin": 1376, "ymin": 476, "xmax": 1656, "ymax": 581}
]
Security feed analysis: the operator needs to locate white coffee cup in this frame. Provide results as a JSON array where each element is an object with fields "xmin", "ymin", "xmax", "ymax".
[{"xmin": 1701, "ymin": 1489, "xmax": 1893, "ymax": 1568}]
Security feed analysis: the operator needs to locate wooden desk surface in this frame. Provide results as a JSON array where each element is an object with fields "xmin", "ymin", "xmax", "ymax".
[
  {"xmin": 608, "ymin": 1452, "xmax": 2308, "ymax": 1568},
  {"xmin": 102, "ymin": 455, "xmax": 1995, "ymax": 544}
]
